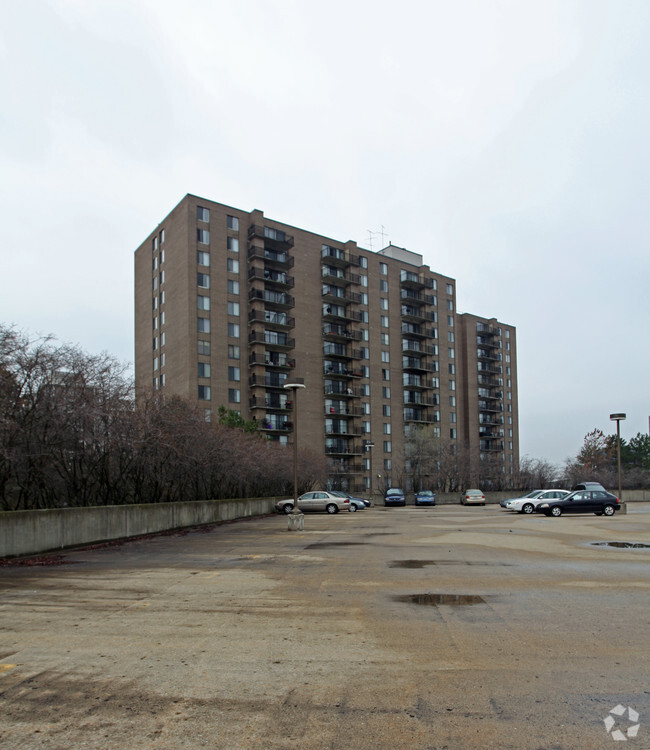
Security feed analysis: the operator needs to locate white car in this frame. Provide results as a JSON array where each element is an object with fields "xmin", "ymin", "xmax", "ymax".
[{"xmin": 504, "ymin": 489, "xmax": 570, "ymax": 515}]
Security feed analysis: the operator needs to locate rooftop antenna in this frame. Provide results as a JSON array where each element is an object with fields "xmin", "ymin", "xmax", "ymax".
[
  {"xmin": 379, "ymin": 225, "xmax": 389, "ymax": 248},
  {"xmin": 366, "ymin": 230, "xmax": 376, "ymax": 251}
]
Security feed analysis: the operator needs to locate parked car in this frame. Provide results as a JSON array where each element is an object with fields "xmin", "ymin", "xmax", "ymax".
[
  {"xmin": 460, "ymin": 489, "xmax": 485, "ymax": 505},
  {"xmin": 500, "ymin": 489, "xmax": 543, "ymax": 509},
  {"xmin": 504, "ymin": 489, "xmax": 570, "ymax": 514},
  {"xmin": 384, "ymin": 488, "xmax": 406, "ymax": 507},
  {"xmin": 275, "ymin": 491, "xmax": 350, "ymax": 514},
  {"xmin": 339, "ymin": 492, "xmax": 371, "ymax": 508},
  {"xmin": 535, "ymin": 489, "xmax": 622, "ymax": 517},
  {"xmin": 332, "ymin": 492, "xmax": 366, "ymax": 512},
  {"xmin": 414, "ymin": 490, "xmax": 436, "ymax": 506}
]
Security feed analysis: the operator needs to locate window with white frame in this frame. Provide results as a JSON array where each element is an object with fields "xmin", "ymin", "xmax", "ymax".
[
  {"xmin": 228, "ymin": 301, "xmax": 240, "ymax": 316},
  {"xmin": 197, "ymin": 206, "xmax": 209, "ymax": 222},
  {"xmin": 198, "ymin": 318, "xmax": 210, "ymax": 333},
  {"xmin": 198, "ymin": 362, "xmax": 211, "ymax": 378},
  {"xmin": 227, "ymin": 280, "xmax": 239, "ymax": 295},
  {"xmin": 197, "ymin": 251, "xmax": 210, "ymax": 266},
  {"xmin": 228, "ymin": 388, "xmax": 241, "ymax": 403},
  {"xmin": 198, "ymin": 340, "xmax": 210, "ymax": 356},
  {"xmin": 227, "ymin": 237, "xmax": 239, "ymax": 252},
  {"xmin": 198, "ymin": 385, "xmax": 211, "ymax": 400},
  {"xmin": 227, "ymin": 258, "xmax": 239, "ymax": 273},
  {"xmin": 228, "ymin": 323, "xmax": 240, "ymax": 337},
  {"xmin": 380, "ymin": 262, "xmax": 388, "ymax": 275},
  {"xmin": 197, "ymin": 295, "xmax": 210, "ymax": 311},
  {"xmin": 197, "ymin": 229, "xmax": 210, "ymax": 244},
  {"xmin": 227, "ymin": 215, "xmax": 239, "ymax": 231},
  {"xmin": 197, "ymin": 273, "xmax": 210, "ymax": 288},
  {"xmin": 228, "ymin": 366, "xmax": 240, "ymax": 381}
]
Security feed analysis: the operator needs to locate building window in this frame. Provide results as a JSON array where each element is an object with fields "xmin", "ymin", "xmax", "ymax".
[
  {"xmin": 450, "ymin": 428, "xmax": 457, "ymax": 439},
  {"xmin": 448, "ymin": 332, "xmax": 454, "ymax": 343},
  {"xmin": 362, "ymin": 421, "xmax": 370, "ymax": 433},
  {"xmin": 227, "ymin": 258, "xmax": 239, "ymax": 273},
  {"xmin": 383, "ymin": 441, "xmax": 392, "ymax": 453},
  {"xmin": 360, "ymin": 311, "xmax": 369, "ymax": 323},
  {"xmin": 361, "ymin": 384, "xmax": 370, "ymax": 396},
  {"xmin": 361, "ymin": 365, "xmax": 370, "ymax": 377},
  {"xmin": 447, "ymin": 299, "xmax": 454, "ymax": 311},
  {"xmin": 197, "ymin": 229, "xmax": 210, "ymax": 244},
  {"xmin": 446, "ymin": 283, "xmax": 453, "ymax": 295},
  {"xmin": 197, "ymin": 273, "xmax": 210, "ymax": 288},
  {"xmin": 380, "ymin": 263, "xmax": 388, "ymax": 275},
  {"xmin": 381, "ymin": 315, "xmax": 389, "ymax": 328},
  {"xmin": 160, "ymin": 311, "xmax": 165, "ymax": 325},
  {"xmin": 161, "ymin": 353, "xmax": 166, "ymax": 367},
  {"xmin": 383, "ymin": 423, "xmax": 391, "ymax": 435},
  {"xmin": 227, "ymin": 280, "xmax": 239, "ymax": 295},
  {"xmin": 505, "ymin": 330, "xmax": 510, "ymax": 339},
  {"xmin": 228, "ymin": 366, "xmax": 240, "ymax": 381},
  {"xmin": 360, "ymin": 256, "xmax": 368, "ymax": 269},
  {"xmin": 197, "ymin": 206, "xmax": 209, "ymax": 222},
  {"xmin": 360, "ymin": 347, "xmax": 369, "ymax": 359},
  {"xmin": 197, "ymin": 251, "xmax": 210, "ymax": 266},
  {"xmin": 198, "ymin": 340, "xmax": 210, "ymax": 356},
  {"xmin": 228, "ymin": 323, "xmax": 240, "ymax": 337},
  {"xmin": 228, "ymin": 388, "xmax": 241, "ymax": 403},
  {"xmin": 362, "ymin": 402, "xmax": 371, "ymax": 415},
  {"xmin": 160, "ymin": 332, "xmax": 165, "ymax": 346},
  {"xmin": 197, "ymin": 295, "xmax": 210, "ymax": 311},
  {"xmin": 160, "ymin": 291, "xmax": 165, "ymax": 305},
  {"xmin": 152, "ymin": 317, "xmax": 158, "ymax": 330},
  {"xmin": 198, "ymin": 385, "xmax": 211, "ymax": 401},
  {"xmin": 382, "ymin": 368, "xmax": 390, "ymax": 380},
  {"xmin": 361, "ymin": 293, "xmax": 368, "ymax": 305},
  {"xmin": 198, "ymin": 362, "xmax": 211, "ymax": 378},
  {"xmin": 449, "ymin": 396, "xmax": 456, "ymax": 407},
  {"xmin": 382, "ymin": 386, "xmax": 391, "ymax": 399},
  {"xmin": 448, "ymin": 348, "xmax": 455, "ymax": 358},
  {"xmin": 153, "ymin": 256, "xmax": 158, "ymax": 271},
  {"xmin": 197, "ymin": 318, "xmax": 210, "ymax": 333},
  {"xmin": 447, "ymin": 315, "xmax": 454, "ymax": 327},
  {"xmin": 380, "ymin": 280, "xmax": 388, "ymax": 292},
  {"xmin": 228, "ymin": 344, "xmax": 240, "ymax": 359},
  {"xmin": 380, "ymin": 298, "xmax": 388, "ymax": 310},
  {"xmin": 360, "ymin": 275, "xmax": 368, "ymax": 287},
  {"xmin": 449, "ymin": 379, "xmax": 455, "ymax": 390},
  {"xmin": 152, "ymin": 276, "xmax": 158, "ymax": 292},
  {"xmin": 227, "ymin": 237, "xmax": 239, "ymax": 252},
  {"xmin": 381, "ymin": 351, "xmax": 390, "ymax": 363},
  {"xmin": 152, "ymin": 236, "xmax": 158, "ymax": 252},
  {"xmin": 264, "ymin": 226, "xmax": 285, "ymax": 241},
  {"xmin": 153, "ymin": 337, "xmax": 158, "ymax": 350},
  {"xmin": 381, "ymin": 333, "xmax": 389, "ymax": 345},
  {"xmin": 153, "ymin": 357, "xmax": 159, "ymax": 371},
  {"xmin": 227, "ymin": 215, "xmax": 239, "ymax": 231},
  {"xmin": 228, "ymin": 301, "xmax": 240, "ymax": 316},
  {"xmin": 382, "ymin": 404, "xmax": 391, "ymax": 417},
  {"xmin": 450, "ymin": 412, "xmax": 456, "ymax": 423}
]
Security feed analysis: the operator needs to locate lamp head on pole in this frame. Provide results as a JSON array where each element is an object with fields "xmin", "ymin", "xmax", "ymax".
[
  {"xmin": 284, "ymin": 378, "xmax": 306, "ymax": 391},
  {"xmin": 609, "ymin": 413, "xmax": 626, "ymax": 422}
]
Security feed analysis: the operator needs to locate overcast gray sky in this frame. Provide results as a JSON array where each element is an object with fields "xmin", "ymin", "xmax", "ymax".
[{"xmin": 1, "ymin": 0, "xmax": 648, "ymax": 466}]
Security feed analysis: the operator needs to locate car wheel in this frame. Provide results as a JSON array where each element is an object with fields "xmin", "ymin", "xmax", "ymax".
[
  {"xmin": 326, "ymin": 503, "xmax": 338, "ymax": 514},
  {"xmin": 522, "ymin": 503, "xmax": 534, "ymax": 514},
  {"xmin": 550, "ymin": 506, "xmax": 562, "ymax": 517},
  {"xmin": 283, "ymin": 504, "xmax": 293, "ymax": 514},
  {"xmin": 602, "ymin": 505, "xmax": 615, "ymax": 516},
  {"xmin": 349, "ymin": 504, "xmax": 357, "ymax": 512}
]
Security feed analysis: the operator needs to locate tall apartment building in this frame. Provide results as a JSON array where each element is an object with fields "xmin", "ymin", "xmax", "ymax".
[{"xmin": 135, "ymin": 195, "xmax": 519, "ymax": 493}]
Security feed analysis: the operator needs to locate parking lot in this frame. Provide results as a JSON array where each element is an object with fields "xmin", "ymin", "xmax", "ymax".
[{"xmin": 1, "ymin": 503, "xmax": 649, "ymax": 749}]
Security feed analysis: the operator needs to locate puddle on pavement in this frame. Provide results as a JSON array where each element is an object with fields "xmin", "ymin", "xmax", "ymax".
[
  {"xmin": 389, "ymin": 560, "xmax": 511, "ymax": 568},
  {"xmin": 590, "ymin": 541, "xmax": 650, "ymax": 549},
  {"xmin": 306, "ymin": 542, "xmax": 368, "ymax": 549},
  {"xmin": 394, "ymin": 593, "xmax": 487, "ymax": 606}
]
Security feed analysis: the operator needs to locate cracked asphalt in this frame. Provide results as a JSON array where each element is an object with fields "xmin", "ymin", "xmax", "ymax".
[{"xmin": 1, "ymin": 503, "xmax": 649, "ymax": 749}]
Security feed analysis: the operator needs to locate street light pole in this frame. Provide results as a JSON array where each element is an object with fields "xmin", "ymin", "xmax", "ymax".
[
  {"xmin": 365, "ymin": 441, "xmax": 375, "ymax": 503},
  {"xmin": 284, "ymin": 378, "xmax": 306, "ymax": 530},
  {"xmin": 610, "ymin": 413, "xmax": 626, "ymax": 509}
]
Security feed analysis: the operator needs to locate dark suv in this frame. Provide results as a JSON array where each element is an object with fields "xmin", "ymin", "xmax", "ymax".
[{"xmin": 536, "ymin": 489, "xmax": 621, "ymax": 517}]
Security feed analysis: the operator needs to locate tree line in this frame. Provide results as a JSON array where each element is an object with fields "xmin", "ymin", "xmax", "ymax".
[{"xmin": 0, "ymin": 326, "xmax": 324, "ymax": 511}]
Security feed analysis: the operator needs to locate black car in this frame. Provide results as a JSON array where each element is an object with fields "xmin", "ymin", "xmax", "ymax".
[{"xmin": 535, "ymin": 489, "xmax": 621, "ymax": 517}]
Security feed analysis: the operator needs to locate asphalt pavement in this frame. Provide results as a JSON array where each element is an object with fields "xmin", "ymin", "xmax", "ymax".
[{"xmin": 1, "ymin": 503, "xmax": 649, "ymax": 749}]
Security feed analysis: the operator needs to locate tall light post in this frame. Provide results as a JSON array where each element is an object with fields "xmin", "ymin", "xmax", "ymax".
[
  {"xmin": 284, "ymin": 378, "xmax": 306, "ymax": 530},
  {"xmin": 365, "ymin": 441, "xmax": 375, "ymax": 502},
  {"xmin": 610, "ymin": 413, "xmax": 626, "ymax": 508}
]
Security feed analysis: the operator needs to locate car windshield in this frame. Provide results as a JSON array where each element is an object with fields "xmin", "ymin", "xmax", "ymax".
[
  {"xmin": 524, "ymin": 490, "xmax": 543, "ymax": 498},
  {"xmin": 418, "ymin": 491, "xmax": 434, "ymax": 497},
  {"xmin": 386, "ymin": 489, "xmax": 403, "ymax": 496}
]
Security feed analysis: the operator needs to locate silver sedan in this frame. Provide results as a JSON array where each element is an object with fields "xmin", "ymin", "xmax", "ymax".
[{"xmin": 275, "ymin": 491, "xmax": 350, "ymax": 514}]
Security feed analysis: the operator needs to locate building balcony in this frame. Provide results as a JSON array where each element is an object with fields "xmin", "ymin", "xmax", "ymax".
[
  {"xmin": 477, "ymin": 350, "xmax": 502, "ymax": 362},
  {"xmin": 403, "ymin": 409, "xmax": 439, "ymax": 423},
  {"xmin": 400, "ymin": 270, "xmax": 436, "ymax": 290},
  {"xmin": 249, "ymin": 353, "xmax": 295, "ymax": 369},
  {"xmin": 247, "ymin": 245, "xmax": 294, "ymax": 269},
  {"xmin": 322, "ymin": 323, "xmax": 362, "ymax": 342},
  {"xmin": 404, "ymin": 395, "xmax": 439, "ymax": 407},
  {"xmin": 401, "ymin": 340, "xmax": 438, "ymax": 356},
  {"xmin": 323, "ymin": 306, "xmax": 363, "ymax": 323},
  {"xmin": 249, "ymin": 395, "xmax": 293, "ymax": 411},
  {"xmin": 248, "ymin": 331, "xmax": 294, "ymax": 350},
  {"xmin": 248, "ymin": 224, "xmax": 294, "ymax": 248},
  {"xmin": 249, "ymin": 374, "xmax": 290, "ymax": 389},
  {"xmin": 248, "ymin": 266, "xmax": 295, "ymax": 288},
  {"xmin": 325, "ymin": 442, "xmax": 363, "ymax": 456},
  {"xmin": 400, "ymin": 289, "xmax": 437, "ymax": 306},
  {"xmin": 478, "ymin": 401, "xmax": 504, "ymax": 412},
  {"xmin": 401, "ymin": 324, "xmax": 436, "ymax": 339},
  {"xmin": 322, "ymin": 286, "xmax": 363, "ymax": 305},
  {"xmin": 325, "ymin": 405, "xmax": 363, "ymax": 417},
  {"xmin": 248, "ymin": 309, "xmax": 295, "ymax": 329},
  {"xmin": 321, "ymin": 245, "xmax": 360, "ymax": 268},
  {"xmin": 249, "ymin": 288, "xmax": 295, "ymax": 310},
  {"xmin": 326, "ymin": 426, "xmax": 363, "ymax": 437},
  {"xmin": 400, "ymin": 306, "xmax": 437, "ymax": 323},
  {"xmin": 258, "ymin": 419, "xmax": 293, "ymax": 432},
  {"xmin": 402, "ymin": 356, "xmax": 437, "ymax": 372},
  {"xmin": 476, "ymin": 336, "xmax": 500, "ymax": 349},
  {"xmin": 403, "ymin": 376, "xmax": 436, "ymax": 390},
  {"xmin": 324, "ymin": 383, "xmax": 360, "ymax": 397},
  {"xmin": 321, "ymin": 267, "xmax": 361, "ymax": 286}
]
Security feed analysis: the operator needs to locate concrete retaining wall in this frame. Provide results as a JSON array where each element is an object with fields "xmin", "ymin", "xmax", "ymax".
[{"xmin": 0, "ymin": 497, "xmax": 277, "ymax": 559}]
